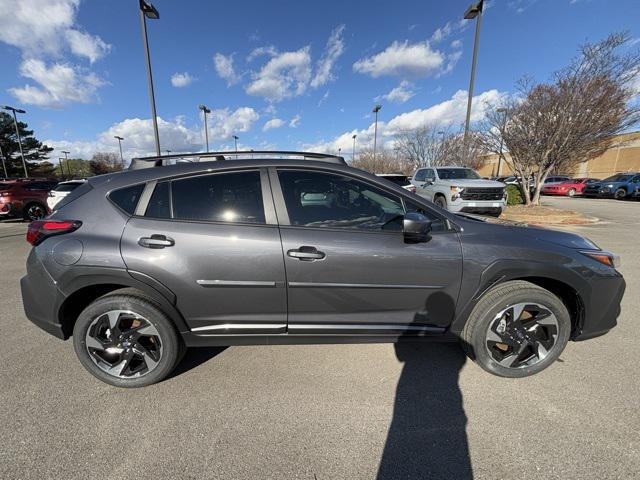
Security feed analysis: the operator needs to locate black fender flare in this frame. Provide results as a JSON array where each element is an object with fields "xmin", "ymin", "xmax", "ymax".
[
  {"xmin": 449, "ymin": 259, "xmax": 588, "ymax": 335},
  {"xmin": 57, "ymin": 266, "xmax": 190, "ymax": 333}
]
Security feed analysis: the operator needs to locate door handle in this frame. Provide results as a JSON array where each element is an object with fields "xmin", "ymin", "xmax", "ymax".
[
  {"xmin": 138, "ymin": 234, "xmax": 175, "ymax": 249},
  {"xmin": 287, "ymin": 246, "xmax": 326, "ymax": 261}
]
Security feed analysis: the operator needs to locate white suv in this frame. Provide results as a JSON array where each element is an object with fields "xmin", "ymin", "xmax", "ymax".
[
  {"xmin": 411, "ymin": 166, "xmax": 507, "ymax": 217},
  {"xmin": 46, "ymin": 180, "xmax": 86, "ymax": 211}
]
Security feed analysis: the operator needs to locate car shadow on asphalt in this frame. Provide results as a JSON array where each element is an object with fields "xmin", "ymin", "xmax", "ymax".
[
  {"xmin": 377, "ymin": 291, "xmax": 472, "ymax": 479},
  {"xmin": 168, "ymin": 346, "xmax": 228, "ymax": 380}
]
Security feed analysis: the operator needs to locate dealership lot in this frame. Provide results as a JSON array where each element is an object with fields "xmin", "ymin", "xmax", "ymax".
[{"xmin": 1, "ymin": 197, "xmax": 638, "ymax": 480}]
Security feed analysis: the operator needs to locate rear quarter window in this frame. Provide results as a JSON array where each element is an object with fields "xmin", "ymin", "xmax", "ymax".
[{"xmin": 108, "ymin": 184, "xmax": 145, "ymax": 215}]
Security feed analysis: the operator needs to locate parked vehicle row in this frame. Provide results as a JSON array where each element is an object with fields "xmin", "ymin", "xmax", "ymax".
[
  {"xmin": 582, "ymin": 173, "xmax": 640, "ymax": 199},
  {"xmin": 0, "ymin": 179, "xmax": 58, "ymax": 221}
]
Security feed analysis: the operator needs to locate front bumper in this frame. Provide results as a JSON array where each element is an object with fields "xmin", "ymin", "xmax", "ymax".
[
  {"xmin": 448, "ymin": 199, "xmax": 506, "ymax": 214},
  {"xmin": 21, "ymin": 249, "xmax": 66, "ymax": 339}
]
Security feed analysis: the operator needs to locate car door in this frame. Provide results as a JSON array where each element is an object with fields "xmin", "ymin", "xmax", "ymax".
[
  {"xmin": 271, "ymin": 167, "xmax": 462, "ymax": 334},
  {"xmin": 120, "ymin": 168, "xmax": 288, "ymax": 334}
]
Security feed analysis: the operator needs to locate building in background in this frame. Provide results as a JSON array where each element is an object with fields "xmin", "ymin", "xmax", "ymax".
[{"xmin": 478, "ymin": 131, "xmax": 640, "ymax": 178}]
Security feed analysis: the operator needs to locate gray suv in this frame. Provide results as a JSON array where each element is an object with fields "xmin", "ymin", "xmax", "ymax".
[{"xmin": 21, "ymin": 151, "xmax": 625, "ymax": 387}]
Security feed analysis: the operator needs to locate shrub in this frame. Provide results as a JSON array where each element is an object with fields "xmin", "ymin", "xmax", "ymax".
[{"xmin": 506, "ymin": 184, "xmax": 524, "ymax": 205}]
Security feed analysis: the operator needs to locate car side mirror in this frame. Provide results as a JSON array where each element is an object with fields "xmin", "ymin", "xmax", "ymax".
[{"xmin": 403, "ymin": 212, "xmax": 432, "ymax": 243}]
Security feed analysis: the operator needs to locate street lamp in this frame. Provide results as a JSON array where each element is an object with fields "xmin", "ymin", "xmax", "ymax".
[
  {"xmin": 338, "ymin": 148, "xmax": 342, "ymax": 157},
  {"xmin": 462, "ymin": 0, "xmax": 484, "ymax": 155},
  {"xmin": 352, "ymin": 134, "xmax": 357, "ymax": 162},
  {"xmin": 199, "ymin": 104, "xmax": 211, "ymax": 152},
  {"xmin": 61, "ymin": 150, "xmax": 71, "ymax": 176},
  {"xmin": 114, "ymin": 136, "xmax": 124, "ymax": 166},
  {"xmin": 139, "ymin": 0, "xmax": 161, "ymax": 156},
  {"xmin": 496, "ymin": 107, "xmax": 508, "ymax": 176},
  {"xmin": 165, "ymin": 149, "xmax": 172, "ymax": 155},
  {"xmin": 372, "ymin": 104, "xmax": 382, "ymax": 161},
  {"xmin": 233, "ymin": 135, "xmax": 239, "ymax": 152},
  {"xmin": 3, "ymin": 105, "xmax": 28, "ymax": 178}
]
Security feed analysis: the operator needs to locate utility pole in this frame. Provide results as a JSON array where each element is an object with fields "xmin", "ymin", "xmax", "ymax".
[
  {"xmin": 233, "ymin": 135, "xmax": 239, "ymax": 152},
  {"xmin": 139, "ymin": 0, "xmax": 161, "ymax": 155},
  {"xmin": 352, "ymin": 134, "xmax": 357, "ymax": 162},
  {"xmin": 462, "ymin": 0, "xmax": 484, "ymax": 157},
  {"xmin": 61, "ymin": 150, "xmax": 72, "ymax": 177},
  {"xmin": 3, "ymin": 105, "xmax": 28, "ymax": 178},
  {"xmin": 372, "ymin": 105, "xmax": 381, "ymax": 161},
  {"xmin": 114, "ymin": 136, "xmax": 124, "ymax": 166},
  {"xmin": 199, "ymin": 104, "xmax": 211, "ymax": 152}
]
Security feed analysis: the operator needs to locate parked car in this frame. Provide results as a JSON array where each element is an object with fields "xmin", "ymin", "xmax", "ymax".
[
  {"xmin": 0, "ymin": 179, "xmax": 58, "ymax": 221},
  {"xmin": 47, "ymin": 180, "xmax": 86, "ymax": 211},
  {"xmin": 542, "ymin": 178, "xmax": 600, "ymax": 197},
  {"xmin": 411, "ymin": 166, "xmax": 507, "ymax": 217},
  {"xmin": 21, "ymin": 151, "xmax": 625, "ymax": 387},
  {"xmin": 583, "ymin": 172, "xmax": 640, "ymax": 199},
  {"xmin": 375, "ymin": 173, "xmax": 416, "ymax": 192}
]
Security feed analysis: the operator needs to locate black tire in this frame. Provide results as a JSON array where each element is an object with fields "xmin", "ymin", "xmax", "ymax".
[
  {"xmin": 23, "ymin": 202, "xmax": 47, "ymax": 221},
  {"xmin": 614, "ymin": 188, "xmax": 627, "ymax": 200},
  {"xmin": 434, "ymin": 195, "xmax": 447, "ymax": 209},
  {"xmin": 73, "ymin": 291, "xmax": 182, "ymax": 387},
  {"xmin": 461, "ymin": 280, "xmax": 571, "ymax": 378}
]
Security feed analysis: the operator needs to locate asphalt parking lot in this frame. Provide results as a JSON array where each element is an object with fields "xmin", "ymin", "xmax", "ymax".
[{"xmin": 1, "ymin": 197, "xmax": 638, "ymax": 480}]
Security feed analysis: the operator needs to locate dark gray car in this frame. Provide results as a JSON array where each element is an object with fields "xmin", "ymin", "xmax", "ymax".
[{"xmin": 21, "ymin": 151, "xmax": 625, "ymax": 387}]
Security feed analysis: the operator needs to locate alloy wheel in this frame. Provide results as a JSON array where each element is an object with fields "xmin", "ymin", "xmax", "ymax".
[
  {"xmin": 485, "ymin": 302, "xmax": 559, "ymax": 369},
  {"xmin": 26, "ymin": 204, "xmax": 46, "ymax": 221},
  {"xmin": 85, "ymin": 310, "xmax": 163, "ymax": 378},
  {"xmin": 614, "ymin": 189, "xmax": 626, "ymax": 200},
  {"xmin": 568, "ymin": 188, "xmax": 576, "ymax": 197}
]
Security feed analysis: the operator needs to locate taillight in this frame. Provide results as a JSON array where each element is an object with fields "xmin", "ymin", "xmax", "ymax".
[{"xmin": 26, "ymin": 220, "xmax": 82, "ymax": 246}]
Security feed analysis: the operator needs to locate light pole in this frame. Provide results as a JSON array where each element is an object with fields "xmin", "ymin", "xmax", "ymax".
[
  {"xmin": 165, "ymin": 149, "xmax": 172, "ymax": 155},
  {"xmin": 233, "ymin": 135, "xmax": 239, "ymax": 152},
  {"xmin": 114, "ymin": 136, "xmax": 124, "ymax": 166},
  {"xmin": 199, "ymin": 104, "xmax": 211, "ymax": 152},
  {"xmin": 352, "ymin": 134, "xmax": 357, "ymax": 162},
  {"xmin": 3, "ymin": 105, "xmax": 28, "ymax": 178},
  {"xmin": 139, "ymin": 0, "xmax": 161, "ymax": 156},
  {"xmin": 372, "ymin": 104, "xmax": 382, "ymax": 161},
  {"xmin": 0, "ymin": 144, "xmax": 8, "ymax": 178},
  {"xmin": 61, "ymin": 150, "xmax": 71, "ymax": 176},
  {"xmin": 462, "ymin": 0, "xmax": 484, "ymax": 155},
  {"xmin": 496, "ymin": 107, "xmax": 507, "ymax": 176}
]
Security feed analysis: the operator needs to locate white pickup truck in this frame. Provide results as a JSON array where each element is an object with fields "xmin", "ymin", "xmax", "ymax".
[{"xmin": 411, "ymin": 166, "xmax": 507, "ymax": 217}]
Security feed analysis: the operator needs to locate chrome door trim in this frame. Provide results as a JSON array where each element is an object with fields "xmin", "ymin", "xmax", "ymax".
[
  {"xmin": 288, "ymin": 323, "xmax": 445, "ymax": 334},
  {"xmin": 191, "ymin": 323, "xmax": 286, "ymax": 332},
  {"xmin": 287, "ymin": 282, "xmax": 443, "ymax": 289},
  {"xmin": 196, "ymin": 280, "xmax": 278, "ymax": 287}
]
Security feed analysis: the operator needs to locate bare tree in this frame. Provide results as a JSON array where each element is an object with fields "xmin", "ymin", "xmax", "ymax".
[
  {"xmin": 483, "ymin": 33, "xmax": 640, "ymax": 205},
  {"xmin": 90, "ymin": 152, "xmax": 123, "ymax": 176},
  {"xmin": 394, "ymin": 127, "xmax": 446, "ymax": 170},
  {"xmin": 351, "ymin": 147, "xmax": 409, "ymax": 174},
  {"xmin": 440, "ymin": 131, "xmax": 487, "ymax": 170}
]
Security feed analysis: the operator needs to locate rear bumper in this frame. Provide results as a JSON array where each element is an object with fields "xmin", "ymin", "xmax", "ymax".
[{"xmin": 20, "ymin": 250, "xmax": 66, "ymax": 339}]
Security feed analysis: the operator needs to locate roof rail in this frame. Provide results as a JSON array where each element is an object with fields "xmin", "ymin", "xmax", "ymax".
[{"xmin": 129, "ymin": 150, "xmax": 346, "ymax": 170}]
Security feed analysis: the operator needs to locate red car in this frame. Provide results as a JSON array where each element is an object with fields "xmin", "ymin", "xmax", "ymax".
[
  {"xmin": 0, "ymin": 179, "xmax": 58, "ymax": 221},
  {"xmin": 541, "ymin": 178, "xmax": 600, "ymax": 197}
]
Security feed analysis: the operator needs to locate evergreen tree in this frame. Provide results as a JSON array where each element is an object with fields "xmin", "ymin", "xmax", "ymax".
[{"xmin": 0, "ymin": 112, "xmax": 54, "ymax": 178}]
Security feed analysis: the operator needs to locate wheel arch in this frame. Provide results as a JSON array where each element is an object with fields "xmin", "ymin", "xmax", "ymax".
[
  {"xmin": 57, "ymin": 269, "xmax": 189, "ymax": 339},
  {"xmin": 451, "ymin": 260, "xmax": 586, "ymax": 339}
]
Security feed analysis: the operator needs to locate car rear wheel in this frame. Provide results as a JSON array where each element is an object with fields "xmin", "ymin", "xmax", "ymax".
[
  {"xmin": 567, "ymin": 188, "xmax": 576, "ymax": 197},
  {"xmin": 614, "ymin": 188, "xmax": 627, "ymax": 200},
  {"xmin": 73, "ymin": 292, "xmax": 182, "ymax": 387},
  {"xmin": 461, "ymin": 280, "xmax": 571, "ymax": 378},
  {"xmin": 23, "ymin": 202, "xmax": 47, "ymax": 221}
]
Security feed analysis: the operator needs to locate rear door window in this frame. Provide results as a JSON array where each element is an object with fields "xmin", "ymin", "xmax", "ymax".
[{"xmin": 171, "ymin": 171, "xmax": 265, "ymax": 224}]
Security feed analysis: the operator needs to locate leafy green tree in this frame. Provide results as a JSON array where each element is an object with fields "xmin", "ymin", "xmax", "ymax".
[
  {"xmin": 57, "ymin": 158, "xmax": 94, "ymax": 179},
  {"xmin": 0, "ymin": 112, "xmax": 54, "ymax": 178}
]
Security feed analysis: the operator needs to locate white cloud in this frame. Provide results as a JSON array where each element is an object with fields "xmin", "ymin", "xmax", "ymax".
[
  {"xmin": 45, "ymin": 108, "xmax": 260, "ymax": 161},
  {"xmin": 9, "ymin": 59, "xmax": 106, "ymax": 108},
  {"xmin": 318, "ymin": 90, "xmax": 330, "ymax": 106},
  {"xmin": 0, "ymin": 0, "xmax": 110, "ymax": 59},
  {"xmin": 289, "ymin": 114, "xmax": 301, "ymax": 128},
  {"xmin": 246, "ymin": 47, "xmax": 312, "ymax": 102},
  {"xmin": 439, "ymin": 50, "xmax": 463, "ymax": 76},
  {"xmin": 65, "ymin": 29, "xmax": 111, "ymax": 63},
  {"xmin": 377, "ymin": 81, "xmax": 415, "ymax": 103},
  {"xmin": 213, "ymin": 53, "xmax": 240, "ymax": 86},
  {"xmin": 305, "ymin": 89, "xmax": 506, "ymax": 152},
  {"xmin": 430, "ymin": 19, "xmax": 467, "ymax": 44},
  {"xmin": 353, "ymin": 41, "xmax": 444, "ymax": 78},
  {"xmin": 171, "ymin": 72, "xmax": 195, "ymax": 87},
  {"xmin": 263, "ymin": 118, "xmax": 285, "ymax": 131},
  {"xmin": 311, "ymin": 24, "xmax": 345, "ymax": 88},
  {"xmin": 247, "ymin": 45, "xmax": 279, "ymax": 62},
  {"xmin": 451, "ymin": 39, "xmax": 463, "ymax": 50}
]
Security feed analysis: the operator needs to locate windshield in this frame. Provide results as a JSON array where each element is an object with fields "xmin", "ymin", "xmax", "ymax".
[
  {"xmin": 436, "ymin": 168, "xmax": 480, "ymax": 180},
  {"xmin": 602, "ymin": 174, "xmax": 632, "ymax": 182}
]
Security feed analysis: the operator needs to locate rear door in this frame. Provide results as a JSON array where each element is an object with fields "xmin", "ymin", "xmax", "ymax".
[
  {"xmin": 271, "ymin": 168, "xmax": 462, "ymax": 334},
  {"xmin": 120, "ymin": 168, "xmax": 288, "ymax": 334}
]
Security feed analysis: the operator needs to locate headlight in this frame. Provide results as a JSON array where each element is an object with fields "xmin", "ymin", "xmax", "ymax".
[
  {"xmin": 580, "ymin": 250, "xmax": 621, "ymax": 268},
  {"xmin": 450, "ymin": 186, "xmax": 464, "ymax": 201}
]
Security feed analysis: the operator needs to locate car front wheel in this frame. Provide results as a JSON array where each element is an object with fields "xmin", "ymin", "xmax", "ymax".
[
  {"xmin": 434, "ymin": 195, "xmax": 447, "ymax": 209},
  {"xmin": 462, "ymin": 280, "xmax": 571, "ymax": 378},
  {"xmin": 73, "ymin": 291, "xmax": 182, "ymax": 387},
  {"xmin": 614, "ymin": 188, "xmax": 627, "ymax": 200}
]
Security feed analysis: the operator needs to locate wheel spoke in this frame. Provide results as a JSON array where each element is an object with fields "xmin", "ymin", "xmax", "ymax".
[
  {"xmin": 86, "ymin": 335, "xmax": 106, "ymax": 351},
  {"xmin": 510, "ymin": 303, "xmax": 526, "ymax": 322},
  {"xmin": 106, "ymin": 311, "xmax": 121, "ymax": 329},
  {"xmin": 534, "ymin": 341, "xmax": 549, "ymax": 360},
  {"xmin": 497, "ymin": 352, "xmax": 520, "ymax": 367},
  {"xmin": 486, "ymin": 327, "xmax": 504, "ymax": 343}
]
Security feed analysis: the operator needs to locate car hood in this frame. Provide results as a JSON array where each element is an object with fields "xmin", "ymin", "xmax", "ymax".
[{"xmin": 441, "ymin": 179, "xmax": 505, "ymax": 188}]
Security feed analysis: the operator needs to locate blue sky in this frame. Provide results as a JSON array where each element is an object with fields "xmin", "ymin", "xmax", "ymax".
[{"xmin": 0, "ymin": 0, "xmax": 638, "ymax": 162}]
